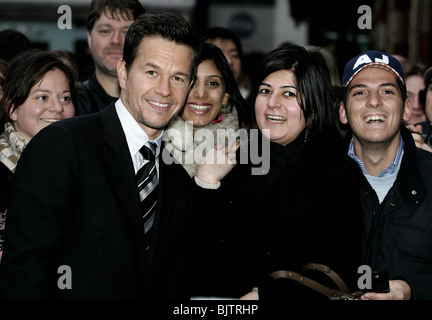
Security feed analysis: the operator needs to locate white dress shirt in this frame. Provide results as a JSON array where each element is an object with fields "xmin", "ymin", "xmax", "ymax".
[{"xmin": 114, "ymin": 99, "xmax": 162, "ymax": 175}]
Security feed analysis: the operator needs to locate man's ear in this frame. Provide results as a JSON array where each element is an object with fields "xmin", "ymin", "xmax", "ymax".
[
  {"xmin": 403, "ymin": 98, "xmax": 413, "ymax": 123},
  {"xmin": 339, "ymin": 102, "xmax": 348, "ymax": 125},
  {"xmin": 117, "ymin": 59, "xmax": 127, "ymax": 90}
]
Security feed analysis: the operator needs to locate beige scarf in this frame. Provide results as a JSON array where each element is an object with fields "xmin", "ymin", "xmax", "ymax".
[{"xmin": 0, "ymin": 122, "xmax": 27, "ymax": 173}]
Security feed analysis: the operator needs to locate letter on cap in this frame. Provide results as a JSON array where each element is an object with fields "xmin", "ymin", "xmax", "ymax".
[
  {"xmin": 353, "ymin": 54, "xmax": 373, "ymax": 69},
  {"xmin": 375, "ymin": 55, "xmax": 389, "ymax": 65}
]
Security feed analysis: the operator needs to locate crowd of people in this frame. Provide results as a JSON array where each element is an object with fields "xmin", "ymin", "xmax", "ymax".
[{"xmin": 0, "ymin": 0, "xmax": 432, "ymax": 302}]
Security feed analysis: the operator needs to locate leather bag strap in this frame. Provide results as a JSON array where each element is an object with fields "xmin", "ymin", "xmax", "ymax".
[
  {"xmin": 302, "ymin": 263, "xmax": 351, "ymax": 293},
  {"xmin": 269, "ymin": 268, "xmax": 361, "ymax": 300}
]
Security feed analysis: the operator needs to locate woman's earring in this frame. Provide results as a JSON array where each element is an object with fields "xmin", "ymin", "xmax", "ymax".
[{"xmin": 212, "ymin": 113, "xmax": 225, "ymax": 124}]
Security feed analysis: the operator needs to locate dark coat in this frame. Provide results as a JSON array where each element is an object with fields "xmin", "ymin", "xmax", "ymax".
[
  {"xmin": 189, "ymin": 130, "xmax": 363, "ymax": 299},
  {"xmin": 0, "ymin": 162, "xmax": 13, "ymax": 251},
  {"xmin": 0, "ymin": 103, "xmax": 194, "ymax": 300},
  {"xmin": 74, "ymin": 70, "xmax": 117, "ymax": 116},
  {"xmin": 356, "ymin": 126, "xmax": 432, "ymax": 300}
]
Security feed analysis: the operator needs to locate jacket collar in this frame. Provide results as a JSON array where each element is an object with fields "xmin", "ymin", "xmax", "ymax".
[
  {"xmin": 347, "ymin": 126, "xmax": 427, "ymax": 203},
  {"xmin": 396, "ymin": 126, "xmax": 427, "ymax": 202}
]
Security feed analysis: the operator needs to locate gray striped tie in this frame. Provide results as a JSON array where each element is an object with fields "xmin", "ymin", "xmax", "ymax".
[{"xmin": 137, "ymin": 141, "xmax": 158, "ymax": 249}]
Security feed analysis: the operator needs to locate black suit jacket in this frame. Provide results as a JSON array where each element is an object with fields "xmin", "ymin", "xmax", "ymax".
[{"xmin": 0, "ymin": 103, "xmax": 194, "ymax": 299}]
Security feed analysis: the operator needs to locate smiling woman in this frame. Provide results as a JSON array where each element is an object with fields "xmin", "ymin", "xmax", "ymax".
[
  {"xmin": 164, "ymin": 42, "xmax": 252, "ymax": 178},
  {"xmin": 0, "ymin": 48, "xmax": 76, "ymax": 262},
  {"xmin": 189, "ymin": 44, "xmax": 363, "ymax": 300},
  {"xmin": 0, "ymin": 49, "xmax": 76, "ymax": 148},
  {"xmin": 254, "ymin": 69, "xmax": 306, "ymax": 146}
]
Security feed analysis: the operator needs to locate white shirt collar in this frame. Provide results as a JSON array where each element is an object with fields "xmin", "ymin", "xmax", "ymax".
[{"xmin": 114, "ymin": 99, "xmax": 162, "ymax": 172}]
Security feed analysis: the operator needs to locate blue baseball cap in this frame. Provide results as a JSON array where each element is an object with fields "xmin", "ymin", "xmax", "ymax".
[{"xmin": 342, "ymin": 50, "xmax": 405, "ymax": 88}]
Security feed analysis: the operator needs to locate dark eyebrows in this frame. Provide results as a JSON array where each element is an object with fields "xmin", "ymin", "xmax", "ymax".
[
  {"xmin": 380, "ymin": 83, "xmax": 399, "ymax": 90},
  {"xmin": 260, "ymin": 82, "xmax": 297, "ymax": 90},
  {"xmin": 280, "ymin": 85, "xmax": 297, "ymax": 90},
  {"xmin": 31, "ymin": 87, "xmax": 71, "ymax": 94},
  {"xmin": 206, "ymin": 75, "xmax": 223, "ymax": 82},
  {"xmin": 348, "ymin": 82, "xmax": 399, "ymax": 94},
  {"xmin": 34, "ymin": 90, "xmax": 72, "ymax": 95},
  {"xmin": 146, "ymin": 62, "xmax": 190, "ymax": 79},
  {"xmin": 347, "ymin": 84, "xmax": 366, "ymax": 95}
]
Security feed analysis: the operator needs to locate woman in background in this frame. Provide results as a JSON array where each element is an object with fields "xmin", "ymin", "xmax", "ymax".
[{"xmin": 0, "ymin": 49, "xmax": 76, "ymax": 262}]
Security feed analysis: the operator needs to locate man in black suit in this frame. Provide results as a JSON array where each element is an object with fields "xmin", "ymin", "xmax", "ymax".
[{"xmin": 0, "ymin": 10, "xmax": 200, "ymax": 300}]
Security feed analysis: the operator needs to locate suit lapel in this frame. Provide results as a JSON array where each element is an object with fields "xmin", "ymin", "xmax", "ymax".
[{"xmin": 99, "ymin": 104, "xmax": 147, "ymax": 250}]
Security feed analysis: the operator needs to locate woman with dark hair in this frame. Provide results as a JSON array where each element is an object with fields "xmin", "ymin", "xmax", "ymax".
[
  {"xmin": 191, "ymin": 44, "xmax": 362, "ymax": 300},
  {"xmin": 164, "ymin": 42, "xmax": 251, "ymax": 177},
  {"xmin": 0, "ymin": 49, "xmax": 75, "ymax": 262}
]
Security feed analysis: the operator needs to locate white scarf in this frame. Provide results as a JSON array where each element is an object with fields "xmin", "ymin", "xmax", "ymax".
[{"xmin": 164, "ymin": 106, "xmax": 240, "ymax": 177}]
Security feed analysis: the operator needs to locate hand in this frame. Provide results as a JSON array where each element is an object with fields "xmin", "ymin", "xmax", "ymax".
[
  {"xmin": 360, "ymin": 280, "xmax": 411, "ymax": 300},
  {"xmin": 407, "ymin": 124, "xmax": 432, "ymax": 152},
  {"xmin": 239, "ymin": 290, "xmax": 259, "ymax": 300},
  {"xmin": 196, "ymin": 143, "xmax": 239, "ymax": 185}
]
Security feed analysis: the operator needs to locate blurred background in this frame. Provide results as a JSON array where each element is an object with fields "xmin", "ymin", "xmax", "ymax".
[{"xmin": 0, "ymin": 0, "xmax": 430, "ymax": 82}]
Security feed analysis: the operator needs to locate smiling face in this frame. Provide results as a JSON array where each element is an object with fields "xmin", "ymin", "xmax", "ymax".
[
  {"xmin": 406, "ymin": 74, "xmax": 426, "ymax": 125},
  {"xmin": 87, "ymin": 10, "xmax": 133, "ymax": 77},
  {"xmin": 181, "ymin": 60, "xmax": 229, "ymax": 128},
  {"xmin": 9, "ymin": 68, "xmax": 75, "ymax": 143},
  {"xmin": 339, "ymin": 67, "xmax": 412, "ymax": 150},
  {"xmin": 254, "ymin": 69, "xmax": 306, "ymax": 146},
  {"xmin": 118, "ymin": 36, "xmax": 194, "ymax": 140}
]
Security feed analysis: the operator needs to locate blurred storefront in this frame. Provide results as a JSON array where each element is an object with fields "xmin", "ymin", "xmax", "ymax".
[{"xmin": 0, "ymin": 0, "xmax": 430, "ymax": 76}]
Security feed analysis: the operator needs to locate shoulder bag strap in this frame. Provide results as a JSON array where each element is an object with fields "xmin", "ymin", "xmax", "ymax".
[{"xmin": 301, "ymin": 263, "xmax": 351, "ymax": 293}]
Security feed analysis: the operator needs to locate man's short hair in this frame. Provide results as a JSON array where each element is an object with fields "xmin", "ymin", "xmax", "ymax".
[
  {"xmin": 122, "ymin": 10, "xmax": 201, "ymax": 80},
  {"xmin": 86, "ymin": 0, "xmax": 145, "ymax": 32}
]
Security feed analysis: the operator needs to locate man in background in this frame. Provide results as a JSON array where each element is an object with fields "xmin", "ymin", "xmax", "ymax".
[
  {"xmin": 202, "ymin": 27, "xmax": 251, "ymax": 102},
  {"xmin": 75, "ymin": 0, "xmax": 145, "ymax": 115}
]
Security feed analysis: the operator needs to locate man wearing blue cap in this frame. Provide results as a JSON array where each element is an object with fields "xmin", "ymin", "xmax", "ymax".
[{"xmin": 339, "ymin": 50, "xmax": 432, "ymax": 300}]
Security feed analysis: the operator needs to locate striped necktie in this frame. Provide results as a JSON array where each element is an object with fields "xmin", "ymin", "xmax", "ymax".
[{"xmin": 137, "ymin": 141, "xmax": 158, "ymax": 249}]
